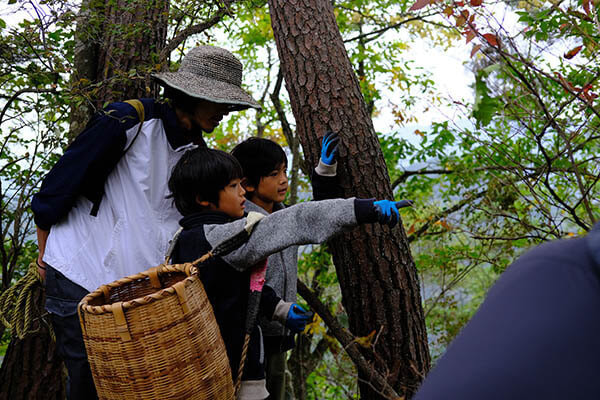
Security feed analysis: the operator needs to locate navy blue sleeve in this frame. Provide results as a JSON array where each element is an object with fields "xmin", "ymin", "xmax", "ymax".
[
  {"xmin": 311, "ymin": 171, "xmax": 343, "ymax": 200},
  {"xmin": 353, "ymin": 198, "xmax": 376, "ymax": 223},
  {"xmin": 259, "ymin": 284, "xmax": 281, "ymax": 319},
  {"xmin": 31, "ymin": 102, "xmax": 141, "ymax": 230},
  {"xmin": 415, "ymin": 236, "xmax": 600, "ymax": 400}
]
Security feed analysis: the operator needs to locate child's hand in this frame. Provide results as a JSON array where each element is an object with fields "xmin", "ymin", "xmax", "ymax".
[
  {"xmin": 285, "ymin": 303, "xmax": 313, "ymax": 333},
  {"xmin": 374, "ymin": 200, "xmax": 413, "ymax": 228},
  {"xmin": 320, "ymin": 131, "xmax": 339, "ymax": 166}
]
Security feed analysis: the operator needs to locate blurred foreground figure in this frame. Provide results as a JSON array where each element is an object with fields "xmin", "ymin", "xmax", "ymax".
[{"xmin": 415, "ymin": 224, "xmax": 600, "ymax": 400}]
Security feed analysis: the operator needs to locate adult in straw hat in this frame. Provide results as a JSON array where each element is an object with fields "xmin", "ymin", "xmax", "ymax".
[{"xmin": 31, "ymin": 45, "xmax": 259, "ymax": 399}]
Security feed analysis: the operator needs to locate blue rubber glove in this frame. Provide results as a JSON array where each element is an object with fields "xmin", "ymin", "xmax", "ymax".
[
  {"xmin": 320, "ymin": 131, "xmax": 339, "ymax": 166},
  {"xmin": 285, "ymin": 303, "xmax": 313, "ymax": 333},
  {"xmin": 374, "ymin": 200, "xmax": 413, "ymax": 228}
]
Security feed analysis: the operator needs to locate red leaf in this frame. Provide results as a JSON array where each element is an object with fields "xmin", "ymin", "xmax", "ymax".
[
  {"xmin": 564, "ymin": 45, "xmax": 583, "ymax": 59},
  {"xmin": 583, "ymin": 0, "xmax": 591, "ymax": 15},
  {"xmin": 456, "ymin": 1, "xmax": 465, "ymax": 5},
  {"xmin": 470, "ymin": 0, "xmax": 483, "ymax": 5},
  {"xmin": 456, "ymin": 14, "xmax": 467, "ymax": 27},
  {"xmin": 483, "ymin": 33, "xmax": 498, "ymax": 46},
  {"xmin": 471, "ymin": 44, "xmax": 482, "ymax": 57},
  {"xmin": 556, "ymin": 73, "xmax": 576, "ymax": 91},
  {"xmin": 559, "ymin": 23, "xmax": 568, "ymax": 31},
  {"xmin": 465, "ymin": 29, "xmax": 476, "ymax": 43},
  {"xmin": 409, "ymin": 0, "xmax": 432, "ymax": 11}
]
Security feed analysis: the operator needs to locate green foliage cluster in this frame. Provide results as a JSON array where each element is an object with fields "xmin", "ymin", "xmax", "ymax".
[{"xmin": 1, "ymin": 3, "xmax": 74, "ymax": 301}]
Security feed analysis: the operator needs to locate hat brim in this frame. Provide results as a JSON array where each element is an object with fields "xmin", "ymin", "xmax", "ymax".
[{"xmin": 152, "ymin": 71, "xmax": 261, "ymax": 111}]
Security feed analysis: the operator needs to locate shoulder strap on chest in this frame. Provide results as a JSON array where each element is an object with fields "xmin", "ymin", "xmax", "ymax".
[{"xmin": 122, "ymin": 99, "xmax": 145, "ymax": 153}]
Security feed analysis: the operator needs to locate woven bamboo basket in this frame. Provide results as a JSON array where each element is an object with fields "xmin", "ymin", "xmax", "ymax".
[{"xmin": 78, "ymin": 263, "xmax": 234, "ymax": 400}]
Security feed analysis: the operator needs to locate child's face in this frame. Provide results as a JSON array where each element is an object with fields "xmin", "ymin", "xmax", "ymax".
[
  {"xmin": 253, "ymin": 163, "xmax": 288, "ymax": 205},
  {"xmin": 213, "ymin": 178, "xmax": 246, "ymax": 218}
]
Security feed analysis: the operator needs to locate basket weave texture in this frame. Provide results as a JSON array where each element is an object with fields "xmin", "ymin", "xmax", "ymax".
[{"xmin": 78, "ymin": 264, "xmax": 234, "ymax": 400}]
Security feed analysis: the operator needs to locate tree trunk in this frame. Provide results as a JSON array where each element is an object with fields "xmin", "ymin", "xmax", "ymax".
[
  {"xmin": 0, "ymin": 282, "xmax": 65, "ymax": 400},
  {"xmin": 68, "ymin": 0, "xmax": 101, "ymax": 139},
  {"xmin": 95, "ymin": 0, "xmax": 168, "ymax": 104},
  {"xmin": 69, "ymin": 0, "xmax": 169, "ymax": 139},
  {"xmin": 268, "ymin": 1, "xmax": 430, "ymax": 397}
]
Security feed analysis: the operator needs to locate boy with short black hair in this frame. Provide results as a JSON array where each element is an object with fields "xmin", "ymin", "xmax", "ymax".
[
  {"xmin": 168, "ymin": 147, "xmax": 409, "ymax": 400},
  {"xmin": 231, "ymin": 134, "xmax": 341, "ymax": 399}
]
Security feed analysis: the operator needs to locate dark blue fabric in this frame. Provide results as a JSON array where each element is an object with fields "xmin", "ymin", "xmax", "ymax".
[
  {"xmin": 311, "ymin": 172, "xmax": 343, "ymax": 200},
  {"xmin": 415, "ymin": 228, "xmax": 600, "ymax": 399},
  {"xmin": 45, "ymin": 265, "xmax": 98, "ymax": 400},
  {"xmin": 353, "ymin": 198, "xmax": 377, "ymax": 224},
  {"xmin": 171, "ymin": 211, "xmax": 281, "ymax": 381},
  {"xmin": 31, "ymin": 99, "xmax": 201, "ymax": 230}
]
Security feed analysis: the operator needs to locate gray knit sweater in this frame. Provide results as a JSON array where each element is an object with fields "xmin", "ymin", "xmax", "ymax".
[
  {"xmin": 203, "ymin": 198, "xmax": 359, "ymax": 272},
  {"xmin": 245, "ymin": 200, "xmax": 299, "ymax": 338}
]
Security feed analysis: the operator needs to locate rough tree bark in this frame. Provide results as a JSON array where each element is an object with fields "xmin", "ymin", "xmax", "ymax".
[
  {"xmin": 69, "ymin": 0, "xmax": 169, "ymax": 139},
  {"xmin": 268, "ymin": 0, "xmax": 430, "ymax": 397}
]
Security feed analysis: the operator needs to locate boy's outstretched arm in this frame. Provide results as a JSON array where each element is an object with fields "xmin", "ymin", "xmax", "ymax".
[{"xmin": 203, "ymin": 197, "xmax": 412, "ymax": 271}]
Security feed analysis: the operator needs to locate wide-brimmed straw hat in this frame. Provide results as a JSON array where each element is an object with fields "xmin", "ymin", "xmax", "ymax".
[{"xmin": 153, "ymin": 46, "xmax": 260, "ymax": 111}]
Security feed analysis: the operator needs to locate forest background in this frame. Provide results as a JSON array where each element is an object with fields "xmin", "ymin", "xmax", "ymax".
[{"xmin": 0, "ymin": 0, "xmax": 598, "ymax": 398}]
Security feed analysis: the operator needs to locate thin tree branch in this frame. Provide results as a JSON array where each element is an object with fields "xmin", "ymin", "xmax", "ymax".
[
  {"xmin": 159, "ymin": 1, "xmax": 239, "ymax": 63},
  {"xmin": 408, "ymin": 189, "xmax": 488, "ymax": 243},
  {"xmin": 297, "ymin": 279, "xmax": 400, "ymax": 399},
  {"xmin": 343, "ymin": 13, "xmax": 441, "ymax": 43},
  {"xmin": 0, "ymin": 87, "xmax": 57, "ymax": 128}
]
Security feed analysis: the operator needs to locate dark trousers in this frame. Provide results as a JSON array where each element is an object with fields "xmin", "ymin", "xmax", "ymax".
[
  {"xmin": 265, "ymin": 351, "xmax": 286, "ymax": 400},
  {"xmin": 45, "ymin": 265, "xmax": 98, "ymax": 400}
]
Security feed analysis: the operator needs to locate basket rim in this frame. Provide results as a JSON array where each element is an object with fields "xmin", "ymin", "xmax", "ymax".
[{"xmin": 78, "ymin": 263, "xmax": 198, "ymax": 315}]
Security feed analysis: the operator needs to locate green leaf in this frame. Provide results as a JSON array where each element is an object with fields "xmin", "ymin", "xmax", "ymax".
[{"xmin": 472, "ymin": 73, "xmax": 500, "ymax": 127}]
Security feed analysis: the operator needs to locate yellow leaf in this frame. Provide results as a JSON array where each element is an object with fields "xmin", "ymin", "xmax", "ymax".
[
  {"xmin": 354, "ymin": 330, "xmax": 376, "ymax": 348},
  {"xmin": 304, "ymin": 313, "xmax": 324, "ymax": 335}
]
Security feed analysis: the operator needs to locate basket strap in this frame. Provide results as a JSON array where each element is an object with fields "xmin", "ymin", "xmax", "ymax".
[
  {"xmin": 100, "ymin": 285, "xmax": 110, "ymax": 303},
  {"xmin": 234, "ymin": 334, "xmax": 251, "ymax": 399},
  {"xmin": 147, "ymin": 266, "xmax": 162, "ymax": 289},
  {"xmin": 173, "ymin": 281, "xmax": 190, "ymax": 315},
  {"xmin": 112, "ymin": 301, "xmax": 132, "ymax": 341},
  {"xmin": 164, "ymin": 226, "xmax": 184, "ymax": 263}
]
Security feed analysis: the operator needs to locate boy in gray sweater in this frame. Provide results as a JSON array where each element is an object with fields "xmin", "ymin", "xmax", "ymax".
[
  {"xmin": 168, "ymin": 147, "xmax": 410, "ymax": 400},
  {"xmin": 231, "ymin": 133, "xmax": 341, "ymax": 399}
]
